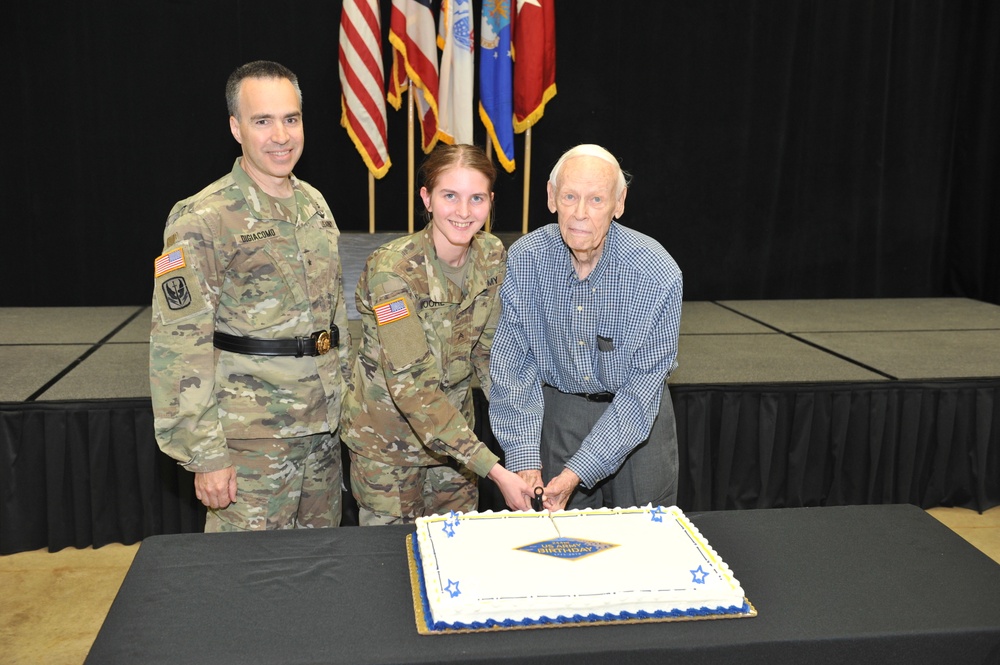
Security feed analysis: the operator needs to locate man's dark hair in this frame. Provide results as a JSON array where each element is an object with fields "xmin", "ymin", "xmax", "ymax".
[{"xmin": 226, "ymin": 60, "xmax": 302, "ymax": 119}]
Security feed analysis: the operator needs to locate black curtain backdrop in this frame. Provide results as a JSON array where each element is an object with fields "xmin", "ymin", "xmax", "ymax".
[
  {"xmin": 4, "ymin": 383, "xmax": 998, "ymax": 554},
  {"xmin": 5, "ymin": 0, "xmax": 999, "ymax": 307}
]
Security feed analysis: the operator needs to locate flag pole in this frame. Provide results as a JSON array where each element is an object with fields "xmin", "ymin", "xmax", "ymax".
[
  {"xmin": 368, "ymin": 172, "xmax": 376, "ymax": 234},
  {"xmin": 407, "ymin": 86, "xmax": 416, "ymax": 234},
  {"xmin": 521, "ymin": 126, "xmax": 532, "ymax": 235},
  {"xmin": 485, "ymin": 141, "xmax": 493, "ymax": 232}
]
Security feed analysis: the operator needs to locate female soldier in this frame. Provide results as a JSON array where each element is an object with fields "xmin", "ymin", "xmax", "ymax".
[{"xmin": 342, "ymin": 144, "xmax": 533, "ymax": 525}]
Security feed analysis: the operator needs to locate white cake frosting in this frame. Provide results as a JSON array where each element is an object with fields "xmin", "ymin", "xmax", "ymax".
[{"xmin": 411, "ymin": 505, "xmax": 750, "ymax": 630}]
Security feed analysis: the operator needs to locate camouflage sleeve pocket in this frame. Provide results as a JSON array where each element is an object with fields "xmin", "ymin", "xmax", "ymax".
[
  {"xmin": 153, "ymin": 245, "xmax": 212, "ymax": 325},
  {"xmin": 375, "ymin": 294, "xmax": 429, "ymax": 372}
]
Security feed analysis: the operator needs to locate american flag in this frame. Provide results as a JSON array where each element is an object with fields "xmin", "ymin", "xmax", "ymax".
[
  {"xmin": 154, "ymin": 248, "xmax": 185, "ymax": 277},
  {"xmin": 339, "ymin": 0, "xmax": 391, "ymax": 178},
  {"xmin": 374, "ymin": 297, "xmax": 411, "ymax": 325}
]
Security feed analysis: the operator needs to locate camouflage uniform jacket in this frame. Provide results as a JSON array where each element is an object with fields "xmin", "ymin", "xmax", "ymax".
[
  {"xmin": 149, "ymin": 158, "xmax": 352, "ymax": 473},
  {"xmin": 342, "ymin": 227, "xmax": 503, "ymax": 476}
]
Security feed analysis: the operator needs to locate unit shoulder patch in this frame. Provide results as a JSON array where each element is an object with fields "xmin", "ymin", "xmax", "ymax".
[{"xmin": 153, "ymin": 263, "xmax": 211, "ymax": 324}]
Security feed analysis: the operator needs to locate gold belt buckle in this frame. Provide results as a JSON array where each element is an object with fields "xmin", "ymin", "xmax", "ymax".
[{"xmin": 312, "ymin": 330, "xmax": 331, "ymax": 355}]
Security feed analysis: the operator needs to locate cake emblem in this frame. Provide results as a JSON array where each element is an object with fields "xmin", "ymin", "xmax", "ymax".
[
  {"xmin": 517, "ymin": 537, "xmax": 618, "ymax": 560},
  {"xmin": 444, "ymin": 580, "xmax": 461, "ymax": 597}
]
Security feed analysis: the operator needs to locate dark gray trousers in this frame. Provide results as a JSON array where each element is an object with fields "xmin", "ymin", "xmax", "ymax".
[{"xmin": 540, "ymin": 384, "xmax": 679, "ymax": 509}]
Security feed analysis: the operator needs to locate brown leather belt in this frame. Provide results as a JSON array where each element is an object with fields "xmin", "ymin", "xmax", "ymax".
[{"xmin": 213, "ymin": 327, "xmax": 338, "ymax": 357}]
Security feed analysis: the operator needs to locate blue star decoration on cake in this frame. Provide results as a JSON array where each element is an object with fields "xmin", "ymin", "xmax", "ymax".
[
  {"xmin": 444, "ymin": 579, "xmax": 461, "ymax": 597},
  {"xmin": 691, "ymin": 565, "xmax": 709, "ymax": 584},
  {"xmin": 517, "ymin": 537, "xmax": 618, "ymax": 559},
  {"xmin": 650, "ymin": 506, "xmax": 667, "ymax": 522},
  {"xmin": 441, "ymin": 511, "xmax": 461, "ymax": 538}
]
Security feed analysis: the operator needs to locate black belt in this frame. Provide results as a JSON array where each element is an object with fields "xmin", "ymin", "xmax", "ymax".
[
  {"xmin": 545, "ymin": 384, "xmax": 615, "ymax": 403},
  {"xmin": 572, "ymin": 391, "xmax": 615, "ymax": 403},
  {"xmin": 213, "ymin": 327, "xmax": 338, "ymax": 357}
]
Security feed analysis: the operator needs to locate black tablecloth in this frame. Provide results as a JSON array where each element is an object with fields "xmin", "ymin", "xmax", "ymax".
[{"xmin": 86, "ymin": 504, "xmax": 1000, "ymax": 665}]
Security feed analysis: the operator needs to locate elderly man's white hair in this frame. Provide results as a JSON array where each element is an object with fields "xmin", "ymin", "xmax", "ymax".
[{"xmin": 548, "ymin": 144, "xmax": 630, "ymax": 199}]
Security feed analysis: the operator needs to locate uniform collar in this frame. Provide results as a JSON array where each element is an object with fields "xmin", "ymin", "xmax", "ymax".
[
  {"xmin": 419, "ymin": 225, "xmax": 491, "ymax": 305},
  {"xmin": 230, "ymin": 158, "xmax": 312, "ymax": 225}
]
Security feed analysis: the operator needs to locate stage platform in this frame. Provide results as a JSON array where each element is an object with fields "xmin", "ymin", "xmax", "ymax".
[{"xmin": 2, "ymin": 233, "xmax": 999, "ymax": 554}]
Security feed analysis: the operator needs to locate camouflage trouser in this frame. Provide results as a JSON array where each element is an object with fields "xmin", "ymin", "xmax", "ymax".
[
  {"xmin": 205, "ymin": 432, "xmax": 343, "ymax": 532},
  {"xmin": 348, "ymin": 450, "xmax": 478, "ymax": 526}
]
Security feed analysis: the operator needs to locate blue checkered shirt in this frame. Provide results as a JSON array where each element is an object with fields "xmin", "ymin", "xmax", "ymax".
[{"xmin": 489, "ymin": 222, "xmax": 683, "ymax": 488}]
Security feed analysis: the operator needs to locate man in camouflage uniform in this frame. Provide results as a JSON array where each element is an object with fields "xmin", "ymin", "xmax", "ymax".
[{"xmin": 149, "ymin": 61, "xmax": 351, "ymax": 531}]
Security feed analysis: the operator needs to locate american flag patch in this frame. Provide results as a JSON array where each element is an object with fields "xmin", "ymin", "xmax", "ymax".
[
  {"xmin": 154, "ymin": 248, "xmax": 186, "ymax": 277},
  {"xmin": 374, "ymin": 297, "xmax": 410, "ymax": 325}
]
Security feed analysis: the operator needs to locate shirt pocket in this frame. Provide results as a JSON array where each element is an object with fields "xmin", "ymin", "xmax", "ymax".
[
  {"xmin": 299, "ymin": 215, "xmax": 341, "ymax": 304},
  {"xmin": 469, "ymin": 292, "xmax": 493, "ymax": 338},
  {"xmin": 417, "ymin": 302, "xmax": 453, "ymax": 379},
  {"xmin": 223, "ymin": 240, "xmax": 308, "ymax": 331},
  {"xmin": 596, "ymin": 336, "xmax": 627, "ymax": 391}
]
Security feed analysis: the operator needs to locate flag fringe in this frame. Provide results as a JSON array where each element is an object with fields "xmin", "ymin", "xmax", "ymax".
[
  {"xmin": 479, "ymin": 102, "xmax": 516, "ymax": 173},
  {"xmin": 340, "ymin": 101, "xmax": 392, "ymax": 179},
  {"xmin": 514, "ymin": 83, "xmax": 557, "ymax": 134}
]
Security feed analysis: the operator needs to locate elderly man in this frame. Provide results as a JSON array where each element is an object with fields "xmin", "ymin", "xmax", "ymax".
[{"xmin": 489, "ymin": 144, "xmax": 683, "ymax": 511}]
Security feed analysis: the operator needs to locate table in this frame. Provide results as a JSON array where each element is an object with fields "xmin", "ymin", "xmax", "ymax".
[{"xmin": 86, "ymin": 504, "xmax": 1000, "ymax": 664}]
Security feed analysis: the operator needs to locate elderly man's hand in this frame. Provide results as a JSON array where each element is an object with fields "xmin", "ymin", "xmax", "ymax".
[{"xmin": 542, "ymin": 469, "xmax": 580, "ymax": 511}]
